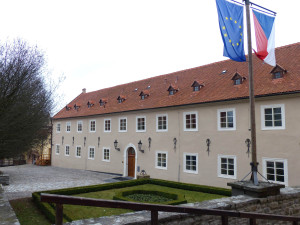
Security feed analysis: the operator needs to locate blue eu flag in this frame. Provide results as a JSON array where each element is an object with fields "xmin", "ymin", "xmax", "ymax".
[{"xmin": 216, "ymin": 0, "xmax": 246, "ymax": 62}]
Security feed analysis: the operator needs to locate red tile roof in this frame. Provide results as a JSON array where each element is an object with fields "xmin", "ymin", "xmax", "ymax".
[{"xmin": 53, "ymin": 43, "xmax": 300, "ymax": 119}]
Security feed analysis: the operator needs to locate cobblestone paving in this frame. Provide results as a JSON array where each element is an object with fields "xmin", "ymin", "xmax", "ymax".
[{"xmin": 0, "ymin": 164, "xmax": 119, "ymax": 200}]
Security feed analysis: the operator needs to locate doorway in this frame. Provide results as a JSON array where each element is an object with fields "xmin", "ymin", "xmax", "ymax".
[{"xmin": 127, "ymin": 147, "xmax": 136, "ymax": 177}]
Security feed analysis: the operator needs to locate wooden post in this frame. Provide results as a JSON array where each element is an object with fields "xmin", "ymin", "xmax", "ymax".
[
  {"xmin": 245, "ymin": 0, "xmax": 258, "ymax": 185},
  {"xmin": 250, "ymin": 218, "xmax": 257, "ymax": 225},
  {"xmin": 56, "ymin": 203, "xmax": 63, "ymax": 225},
  {"xmin": 151, "ymin": 210, "xmax": 158, "ymax": 225},
  {"xmin": 221, "ymin": 215, "xmax": 229, "ymax": 225}
]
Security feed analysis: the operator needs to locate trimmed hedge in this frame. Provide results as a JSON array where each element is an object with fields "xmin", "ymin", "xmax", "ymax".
[
  {"xmin": 113, "ymin": 190, "xmax": 187, "ymax": 205},
  {"xmin": 33, "ymin": 178, "xmax": 231, "ymax": 223}
]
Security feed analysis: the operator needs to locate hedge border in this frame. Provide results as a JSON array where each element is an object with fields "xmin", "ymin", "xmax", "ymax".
[{"xmin": 32, "ymin": 178, "xmax": 231, "ymax": 223}]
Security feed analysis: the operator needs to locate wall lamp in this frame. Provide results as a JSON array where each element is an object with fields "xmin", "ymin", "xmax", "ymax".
[
  {"xmin": 148, "ymin": 137, "xmax": 152, "ymax": 150},
  {"xmin": 84, "ymin": 137, "xmax": 86, "ymax": 147},
  {"xmin": 245, "ymin": 138, "xmax": 251, "ymax": 157},
  {"xmin": 72, "ymin": 136, "xmax": 74, "ymax": 146},
  {"xmin": 138, "ymin": 140, "xmax": 144, "ymax": 153},
  {"xmin": 206, "ymin": 138, "xmax": 211, "ymax": 155},
  {"xmin": 62, "ymin": 136, "xmax": 64, "ymax": 145},
  {"xmin": 114, "ymin": 140, "xmax": 120, "ymax": 151},
  {"xmin": 98, "ymin": 137, "xmax": 101, "ymax": 148},
  {"xmin": 173, "ymin": 137, "xmax": 177, "ymax": 150}
]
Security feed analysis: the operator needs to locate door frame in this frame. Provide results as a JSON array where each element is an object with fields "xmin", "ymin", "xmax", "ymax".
[{"xmin": 123, "ymin": 143, "xmax": 138, "ymax": 179}]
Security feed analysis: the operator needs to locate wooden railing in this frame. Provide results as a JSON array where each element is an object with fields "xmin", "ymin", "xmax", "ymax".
[
  {"xmin": 36, "ymin": 154, "xmax": 51, "ymax": 166},
  {"xmin": 40, "ymin": 193, "xmax": 300, "ymax": 225}
]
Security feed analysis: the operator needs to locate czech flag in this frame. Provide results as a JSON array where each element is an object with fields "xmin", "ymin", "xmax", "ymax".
[{"xmin": 252, "ymin": 10, "xmax": 276, "ymax": 66}]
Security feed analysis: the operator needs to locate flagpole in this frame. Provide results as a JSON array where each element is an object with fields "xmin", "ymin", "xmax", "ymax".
[{"xmin": 245, "ymin": 0, "xmax": 258, "ymax": 185}]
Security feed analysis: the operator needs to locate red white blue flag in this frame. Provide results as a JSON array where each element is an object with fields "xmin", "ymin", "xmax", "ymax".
[{"xmin": 252, "ymin": 10, "xmax": 276, "ymax": 66}]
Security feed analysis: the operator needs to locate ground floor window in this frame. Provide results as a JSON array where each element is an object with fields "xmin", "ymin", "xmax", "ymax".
[
  {"xmin": 155, "ymin": 151, "xmax": 167, "ymax": 170},
  {"xmin": 76, "ymin": 146, "xmax": 81, "ymax": 158},
  {"xmin": 103, "ymin": 148, "xmax": 110, "ymax": 162},
  {"xmin": 218, "ymin": 155, "xmax": 236, "ymax": 179},
  {"xmin": 262, "ymin": 158, "xmax": 288, "ymax": 185},
  {"xmin": 183, "ymin": 153, "xmax": 198, "ymax": 174},
  {"xmin": 65, "ymin": 145, "xmax": 70, "ymax": 156},
  {"xmin": 55, "ymin": 144, "xmax": 60, "ymax": 155},
  {"xmin": 88, "ymin": 147, "xmax": 95, "ymax": 159}
]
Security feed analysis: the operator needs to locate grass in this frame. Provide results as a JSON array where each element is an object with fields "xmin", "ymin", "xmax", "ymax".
[
  {"xmin": 10, "ymin": 198, "xmax": 52, "ymax": 225},
  {"xmin": 63, "ymin": 184, "xmax": 225, "ymax": 221}
]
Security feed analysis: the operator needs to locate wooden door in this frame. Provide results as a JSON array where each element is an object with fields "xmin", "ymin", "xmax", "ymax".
[{"xmin": 127, "ymin": 148, "xmax": 135, "ymax": 177}]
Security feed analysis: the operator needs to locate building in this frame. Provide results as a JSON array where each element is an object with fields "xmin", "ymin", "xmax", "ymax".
[{"xmin": 52, "ymin": 43, "xmax": 300, "ymax": 188}]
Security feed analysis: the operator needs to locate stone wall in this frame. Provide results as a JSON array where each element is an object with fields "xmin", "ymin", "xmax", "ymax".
[
  {"xmin": 0, "ymin": 174, "xmax": 9, "ymax": 185},
  {"xmin": 66, "ymin": 188, "xmax": 300, "ymax": 225}
]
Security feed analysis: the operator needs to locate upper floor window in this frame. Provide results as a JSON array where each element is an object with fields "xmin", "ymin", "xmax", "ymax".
[
  {"xmin": 155, "ymin": 151, "xmax": 168, "ymax": 170},
  {"xmin": 104, "ymin": 119, "xmax": 111, "ymax": 132},
  {"xmin": 183, "ymin": 153, "xmax": 198, "ymax": 174},
  {"xmin": 183, "ymin": 112, "xmax": 198, "ymax": 131},
  {"xmin": 66, "ymin": 122, "xmax": 71, "ymax": 132},
  {"xmin": 87, "ymin": 100, "xmax": 94, "ymax": 108},
  {"xmin": 119, "ymin": 117, "xmax": 127, "ymax": 132},
  {"xmin": 76, "ymin": 146, "xmax": 81, "ymax": 158},
  {"xmin": 262, "ymin": 158, "xmax": 288, "ymax": 185},
  {"xmin": 103, "ymin": 148, "xmax": 110, "ymax": 162},
  {"xmin": 261, "ymin": 104, "xmax": 285, "ymax": 130},
  {"xmin": 65, "ymin": 105, "xmax": 72, "ymax": 111},
  {"xmin": 77, "ymin": 121, "xmax": 82, "ymax": 132},
  {"xmin": 217, "ymin": 108, "xmax": 236, "ymax": 131},
  {"xmin": 74, "ymin": 103, "xmax": 81, "ymax": 111},
  {"xmin": 231, "ymin": 72, "xmax": 245, "ymax": 85},
  {"xmin": 136, "ymin": 116, "xmax": 146, "ymax": 132},
  {"xmin": 99, "ymin": 98, "xmax": 107, "ymax": 107},
  {"xmin": 156, "ymin": 114, "xmax": 168, "ymax": 132},
  {"xmin": 218, "ymin": 155, "xmax": 236, "ymax": 179},
  {"xmin": 139, "ymin": 90, "xmax": 149, "ymax": 100},
  {"xmin": 88, "ymin": 146, "xmax": 95, "ymax": 159},
  {"xmin": 117, "ymin": 95, "xmax": 126, "ymax": 103},
  {"xmin": 270, "ymin": 65, "xmax": 287, "ymax": 79},
  {"xmin": 65, "ymin": 145, "xmax": 70, "ymax": 156},
  {"xmin": 90, "ymin": 120, "xmax": 96, "ymax": 132},
  {"xmin": 167, "ymin": 85, "xmax": 178, "ymax": 96},
  {"xmin": 191, "ymin": 81, "xmax": 204, "ymax": 92},
  {"xmin": 56, "ymin": 123, "xmax": 61, "ymax": 133},
  {"xmin": 55, "ymin": 144, "xmax": 60, "ymax": 155}
]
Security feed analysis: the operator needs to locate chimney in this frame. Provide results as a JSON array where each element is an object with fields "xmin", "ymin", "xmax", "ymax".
[{"xmin": 82, "ymin": 88, "xmax": 86, "ymax": 94}]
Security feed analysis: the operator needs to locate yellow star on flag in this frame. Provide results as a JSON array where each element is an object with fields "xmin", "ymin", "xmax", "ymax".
[
  {"xmin": 224, "ymin": 33, "xmax": 228, "ymax": 37},
  {"xmin": 229, "ymin": 39, "xmax": 232, "ymax": 43},
  {"xmin": 225, "ymin": 17, "xmax": 228, "ymax": 20},
  {"xmin": 222, "ymin": 26, "xmax": 225, "ymax": 30},
  {"xmin": 235, "ymin": 21, "xmax": 237, "ymax": 24}
]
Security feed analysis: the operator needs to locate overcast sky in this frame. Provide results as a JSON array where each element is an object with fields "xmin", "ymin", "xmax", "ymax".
[{"xmin": 1, "ymin": 0, "xmax": 299, "ymax": 113}]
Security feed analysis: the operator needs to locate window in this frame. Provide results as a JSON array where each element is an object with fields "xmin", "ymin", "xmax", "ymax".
[
  {"xmin": 273, "ymin": 72, "xmax": 282, "ymax": 79},
  {"xmin": 261, "ymin": 104, "xmax": 285, "ymax": 130},
  {"xmin": 76, "ymin": 146, "xmax": 81, "ymax": 158},
  {"xmin": 56, "ymin": 123, "xmax": 61, "ymax": 133},
  {"xmin": 55, "ymin": 144, "xmax": 60, "ymax": 155},
  {"xmin": 183, "ymin": 112, "xmax": 198, "ymax": 131},
  {"xmin": 117, "ymin": 95, "xmax": 126, "ymax": 103},
  {"xmin": 104, "ymin": 119, "xmax": 111, "ymax": 132},
  {"xmin": 156, "ymin": 114, "xmax": 168, "ymax": 132},
  {"xmin": 217, "ymin": 108, "xmax": 236, "ymax": 131},
  {"xmin": 167, "ymin": 85, "xmax": 178, "ymax": 95},
  {"xmin": 193, "ymin": 86, "xmax": 200, "ymax": 91},
  {"xmin": 65, "ymin": 145, "xmax": 70, "ymax": 156},
  {"xmin": 218, "ymin": 155, "xmax": 237, "ymax": 179},
  {"xmin": 262, "ymin": 158, "xmax": 288, "ymax": 185},
  {"xmin": 90, "ymin": 120, "xmax": 96, "ymax": 132},
  {"xmin": 136, "ymin": 116, "xmax": 146, "ymax": 132},
  {"xmin": 231, "ymin": 72, "xmax": 244, "ymax": 85},
  {"xmin": 183, "ymin": 153, "xmax": 198, "ymax": 174},
  {"xmin": 234, "ymin": 79, "xmax": 241, "ymax": 85},
  {"xmin": 88, "ymin": 147, "xmax": 95, "ymax": 159},
  {"xmin": 77, "ymin": 121, "xmax": 82, "ymax": 132},
  {"xmin": 66, "ymin": 122, "xmax": 71, "ymax": 132},
  {"xmin": 103, "ymin": 148, "xmax": 110, "ymax": 162},
  {"xmin": 119, "ymin": 117, "xmax": 127, "ymax": 132},
  {"xmin": 155, "ymin": 151, "xmax": 168, "ymax": 170}
]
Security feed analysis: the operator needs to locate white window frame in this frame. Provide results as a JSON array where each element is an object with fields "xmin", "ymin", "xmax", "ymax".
[
  {"xmin": 183, "ymin": 112, "xmax": 198, "ymax": 131},
  {"xmin": 88, "ymin": 146, "xmax": 95, "ymax": 160},
  {"xmin": 102, "ymin": 147, "xmax": 110, "ymax": 162},
  {"xmin": 261, "ymin": 104, "xmax": 285, "ymax": 130},
  {"xmin": 89, "ymin": 120, "xmax": 96, "ymax": 132},
  {"xmin": 136, "ymin": 116, "xmax": 146, "ymax": 132},
  {"xmin": 75, "ymin": 146, "xmax": 82, "ymax": 158},
  {"xmin": 119, "ymin": 117, "xmax": 127, "ymax": 132},
  {"xmin": 55, "ymin": 144, "xmax": 60, "ymax": 155},
  {"xmin": 155, "ymin": 151, "xmax": 168, "ymax": 170},
  {"xmin": 104, "ymin": 119, "xmax": 111, "ymax": 133},
  {"xmin": 262, "ymin": 157, "xmax": 288, "ymax": 186},
  {"xmin": 156, "ymin": 114, "xmax": 168, "ymax": 132},
  {"xmin": 66, "ymin": 122, "xmax": 71, "ymax": 133},
  {"xmin": 65, "ymin": 145, "xmax": 70, "ymax": 156},
  {"xmin": 56, "ymin": 123, "xmax": 61, "ymax": 133},
  {"xmin": 217, "ymin": 108, "xmax": 236, "ymax": 131},
  {"xmin": 217, "ymin": 155, "xmax": 237, "ymax": 179},
  {"xmin": 183, "ymin": 153, "xmax": 198, "ymax": 174},
  {"xmin": 77, "ymin": 121, "xmax": 83, "ymax": 133}
]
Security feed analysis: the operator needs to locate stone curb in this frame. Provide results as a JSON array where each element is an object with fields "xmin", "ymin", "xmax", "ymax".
[{"xmin": 0, "ymin": 184, "xmax": 20, "ymax": 225}]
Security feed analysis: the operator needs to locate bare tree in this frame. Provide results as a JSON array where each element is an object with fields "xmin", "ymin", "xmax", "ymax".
[{"xmin": 0, "ymin": 39, "xmax": 55, "ymax": 158}]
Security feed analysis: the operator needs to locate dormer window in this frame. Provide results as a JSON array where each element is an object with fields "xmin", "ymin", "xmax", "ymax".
[
  {"xmin": 66, "ymin": 105, "xmax": 72, "ymax": 111},
  {"xmin": 167, "ymin": 85, "xmax": 178, "ymax": 95},
  {"xmin": 99, "ymin": 98, "xmax": 107, "ymax": 107},
  {"xmin": 231, "ymin": 72, "xmax": 245, "ymax": 85},
  {"xmin": 191, "ymin": 81, "xmax": 204, "ymax": 92},
  {"xmin": 139, "ymin": 90, "xmax": 149, "ymax": 100},
  {"xmin": 87, "ymin": 101, "xmax": 94, "ymax": 108},
  {"xmin": 270, "ymin": 65, "xmax": 287, "ymax": 79},
  {"xmin": 74, "ymin": 103, "xmax": 81, "ymax": 110},
  {"xmin": 117, "ymin": 95, "xmax": 126, "ymax": 103}
]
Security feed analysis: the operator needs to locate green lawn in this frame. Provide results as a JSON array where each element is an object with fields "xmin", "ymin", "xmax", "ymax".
[
  {"xmin": 10, "ymin": 198, "xmax": 52, "ymax": 225},
  {"xmin": 64, "ymin": 184, "xmax": 225, "ymax": 221}
]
